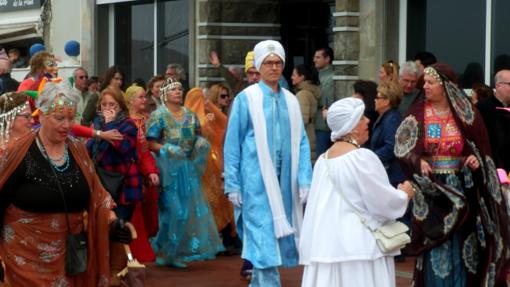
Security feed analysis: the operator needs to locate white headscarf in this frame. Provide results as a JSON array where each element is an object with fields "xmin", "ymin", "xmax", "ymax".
[
  {"xmin": 253, "ymin": 40, "xmax": 285, "ymax": 71},
  {"xmin": 327, "ymin": 97, "xmax": 365, "ymax": 142}
]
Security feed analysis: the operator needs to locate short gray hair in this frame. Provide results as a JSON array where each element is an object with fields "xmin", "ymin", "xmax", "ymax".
[
  {"xmin": 72, "ymin": 67, "xmax": 87, "ymax": 78},
  {"xmin": 494, "ymin": 69, "xmax": 510, "ymax": 84},
  {"xmin": 166, "ymin": 63, "xmax": 186, "ymax": 81},
  {"xmin": 399, "ymin": 61, "xmax": 420, "ymax": 78}
]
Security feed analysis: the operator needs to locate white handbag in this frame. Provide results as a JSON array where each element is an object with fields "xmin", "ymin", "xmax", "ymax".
[{"xmin": 325, "ymin": 151, "xmax": 411, "ymax": 254}]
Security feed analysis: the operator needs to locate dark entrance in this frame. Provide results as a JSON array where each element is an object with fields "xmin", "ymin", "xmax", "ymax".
[{"xmin": 279, "ymin": 1, "xmax": 333, "ymax": 82}]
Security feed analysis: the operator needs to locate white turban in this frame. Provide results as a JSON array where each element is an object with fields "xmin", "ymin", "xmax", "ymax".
[
  {"xmin": 253, "ymin": 40, "xmax": 285, "ymax": 71},
  {"xmin": 327, "ymin": 97, "xmax": 365, "ymax": 142}
]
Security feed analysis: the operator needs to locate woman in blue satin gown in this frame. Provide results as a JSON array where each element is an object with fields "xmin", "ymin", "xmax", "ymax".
[{"xmin": 146, "ymin": 78, "xmax": 224, "ymax": 268}]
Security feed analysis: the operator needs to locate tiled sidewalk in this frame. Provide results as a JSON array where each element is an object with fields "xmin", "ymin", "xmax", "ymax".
[{"xmin": 142, "ymin": 255, "xmax": 415, "ymax": 286}]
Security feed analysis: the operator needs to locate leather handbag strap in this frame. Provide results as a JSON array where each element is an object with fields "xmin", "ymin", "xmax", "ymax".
[{"xmin": 324, "ymin": 150, "xmax": 375, "ymax": 233}]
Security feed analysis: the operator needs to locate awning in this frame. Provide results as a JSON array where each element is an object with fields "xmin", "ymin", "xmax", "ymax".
[{"xmin": 0, "ymin": 9, "xmax": 42, "ymax": 44}]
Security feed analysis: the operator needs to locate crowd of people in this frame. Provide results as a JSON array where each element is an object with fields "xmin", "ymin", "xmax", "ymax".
[{"xmin": 0, "ymin": 37, "xmax": 510, "ymax": 287}]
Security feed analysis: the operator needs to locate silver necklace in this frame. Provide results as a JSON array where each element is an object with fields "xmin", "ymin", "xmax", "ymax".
[{"xmin": 432, "ymin": 105, "xmax": 450, "ymax": 117}]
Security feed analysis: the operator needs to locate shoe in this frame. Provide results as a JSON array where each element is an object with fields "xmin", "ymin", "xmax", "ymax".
[{"xmin": 168, "ymin": 261, "xmax": 187, "ymax": 268}]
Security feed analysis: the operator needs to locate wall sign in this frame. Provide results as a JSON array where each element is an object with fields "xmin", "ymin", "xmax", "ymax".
[{"xmin": 0, "ymin": 0, "xmax": 42, "ymax": 12}]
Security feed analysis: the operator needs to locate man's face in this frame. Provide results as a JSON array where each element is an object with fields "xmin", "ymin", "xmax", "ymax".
[
  {"xmin": 399, "ymin": 72, "xmax": 419, "ymax": 94},
  {"xmin": 415, "ymin": 60, "xmax": 424, "ymax": 73},
  {"xmin": 165, "ymin": 68, "xmax": 180, "ymax": 80},
  {"xmin": 258, "ymin": 54, "xmax": 283, "ymax": 86},
  {"xmin": 313, "ymin": 51, "xmax": 329, "ymax": 70},
  {"xmin": 74, "ymin": 69, "xmax": 89, "ymax": 92},
  {"xmin": 246, "ymin": 67, "xmax": 261, "ymax": 84},
  {"xmin": 495, "ymin": 71, "xmax": 510, "ymax": 104},
  {"xmin": 8, "ymin": 52, "xmax": 19, "ymax": 62}
]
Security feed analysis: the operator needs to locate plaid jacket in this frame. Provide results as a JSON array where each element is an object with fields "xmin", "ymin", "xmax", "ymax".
[{"xmin": 87, "ymin": 113, "xmax": 143, "ymax": 202}]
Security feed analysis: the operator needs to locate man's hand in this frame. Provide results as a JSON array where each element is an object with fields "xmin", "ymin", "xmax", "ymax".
[
  {"xmin": 209, "ymin": 51, "xmax": 221, "ymax": 67},
  {"xmin": 228, "ymin": 193, "xmax": 243, "ymax": 208},
  {"xmin": 299, "ymin": 188, "xmax": 309, "ymax": 205}
]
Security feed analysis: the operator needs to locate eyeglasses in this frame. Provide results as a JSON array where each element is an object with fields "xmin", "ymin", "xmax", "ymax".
[
  {"xmin": 262, "ymin": 60, "xmax": 283, "ymax": 68},
  {"xmin": 375, "ymin": 96, "xmax": 387, "ymax": 100},
  {"xmin": 219, "ymin": 94, "xmax": 229, "ymax": 99},
  {"xmin": 78, "ymin": 75, "xmax": 89, "ymax": 80},
  {"xmin": 16, "ymin": 113, "xmax": 32, "ymax": 120},
  {"xmin": 498, "ymin": 82, "xmax": 510, "ymax": 87}
]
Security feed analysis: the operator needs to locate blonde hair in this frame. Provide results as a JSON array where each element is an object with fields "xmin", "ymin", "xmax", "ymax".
[
  {"xmin": 377, "ymin": 81, "xmax": 403, "ymax": 108},
  {"xmin": 207, "ymin": 83, "xmax": 230, "ymax": 107},
  {"xmin": 381, "ymin": 60, "xmax": 399, "ymax": 82}
]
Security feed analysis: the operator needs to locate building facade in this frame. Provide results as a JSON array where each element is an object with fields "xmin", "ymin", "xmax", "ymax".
[{"xmin": 3, "ymin": 0, "xmax": 509, "ymax": 95}]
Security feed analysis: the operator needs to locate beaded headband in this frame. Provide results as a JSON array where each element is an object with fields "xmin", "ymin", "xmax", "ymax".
[
  {"xmin": 41, "ymin": 95, "xmax": 77, "ymax": 115},
  {"xmin": 160, "ymin": 78, "xmax": 182, "ymax": 103},
  {"xmin": 424, "ymin": 66, "xmax": 443, "ymax": 85},
  {"xmin": 0, "ymin": 93, "xmax": 29, "ymax": 148}
]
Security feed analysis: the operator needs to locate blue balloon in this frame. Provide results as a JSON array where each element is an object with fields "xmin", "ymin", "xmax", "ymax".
[
  {"xmin": 64, "ymin": 40, "xmax": 80, "ymax": 57},
  {"xmin": 29, "ymin": 43, "xmax": 45, "ymax": 57}
]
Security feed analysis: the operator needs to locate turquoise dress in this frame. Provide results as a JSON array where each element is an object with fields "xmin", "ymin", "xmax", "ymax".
[{"xmin": 146, "ymin": 106, "xmax": 224, "ymax": 264}]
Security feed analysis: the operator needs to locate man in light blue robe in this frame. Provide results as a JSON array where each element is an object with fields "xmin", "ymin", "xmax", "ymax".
[{"xmin": 224, "ymin": 40, "xmax": 313, "ymax": 287}]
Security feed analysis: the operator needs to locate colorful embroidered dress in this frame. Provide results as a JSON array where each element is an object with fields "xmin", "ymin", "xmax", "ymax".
[
  {"xmin": 395, "ymin": 84, "xmax": 510, "ymax": 287},
  {"xmin": 423, "ymin": 103, "xmax": 464, "ymax": 174},
  {"xmin": 146, "ymin": 106, "xmax": 224, "ymax": 265}
]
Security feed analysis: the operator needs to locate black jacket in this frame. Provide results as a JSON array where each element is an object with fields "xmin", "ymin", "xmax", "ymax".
[
  {"xmin": 0, "ymin": 73, "xmax": 20, "ymax": 94},
  {"xmin": 477, "ymin": 95, "xmax": 510, "ymax": 171}
]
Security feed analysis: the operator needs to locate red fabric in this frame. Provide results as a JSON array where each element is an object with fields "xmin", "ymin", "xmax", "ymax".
[
  {"xmin": 132, "ymin": 116, "xmax": 159, "ymax": 177},
  {"xmin": 71, "ymin": 124, "xmax": 94, "ymax": 138},
  {"xmin": 129, "ymin": 202, "xmax": 156, "ymax": 263},
  {"xmin": 142, "ymin": 185, "xmax": 159, "ymax": 237}
]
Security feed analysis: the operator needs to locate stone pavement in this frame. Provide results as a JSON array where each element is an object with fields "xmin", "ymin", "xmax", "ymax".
[{"xmin": 142, "ymin": 256, "xmax": 414, "ymax": 286}]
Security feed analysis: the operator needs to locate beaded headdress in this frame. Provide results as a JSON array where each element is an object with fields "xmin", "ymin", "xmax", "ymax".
[
  {"xmin": 160, "ymin": 77, "xmax": 182, "ymax": 103},
  {"xmin": 0, "ymin": 92, "xmax": 29, "ymax": 148},
  {"xmin": 424, "ymin": 66, "xmax": 443, "ymax": 85},
  {"xmin": 37, "ymin": 79, "xmax": 80, "ymax": 115}
]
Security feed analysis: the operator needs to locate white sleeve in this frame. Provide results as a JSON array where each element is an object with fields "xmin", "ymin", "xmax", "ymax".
[{"xmin": 350, "ymin": 149, "xmax": 409, "ymax": 222}]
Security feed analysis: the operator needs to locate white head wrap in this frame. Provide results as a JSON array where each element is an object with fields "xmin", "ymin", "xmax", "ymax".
[
  {"xmin": 253, "ymin": 40, "xmax": 285, "ymax": 71},
  {"xmin": 327, "ymin": 97, "xmax": 365, "ymax": 142}
]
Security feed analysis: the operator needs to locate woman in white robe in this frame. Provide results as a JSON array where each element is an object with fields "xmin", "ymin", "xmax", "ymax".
[{"xmin": 300, "ymin": 97, "xmax": 414, "ymax": 287}]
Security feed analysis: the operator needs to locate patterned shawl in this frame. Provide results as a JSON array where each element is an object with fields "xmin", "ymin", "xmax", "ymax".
[{"xmin": 395, "ymin": 77, "xmax": 510, "ymax": 286}]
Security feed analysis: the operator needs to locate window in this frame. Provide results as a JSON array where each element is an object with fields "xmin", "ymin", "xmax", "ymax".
[
  {"xmin": 407, "ymin": 0, "xmax": 486, "ymax": 88},
  {"xmin": 157, "ymin": 0, "xmax": 189, "ymax": 77},
  {"xmin": 110, "ymin": 0, "xmax": 189, "ymax": 84},
  {"xmin": 491, "ymin": 0, "xmax": 510, "ymax": 82}
]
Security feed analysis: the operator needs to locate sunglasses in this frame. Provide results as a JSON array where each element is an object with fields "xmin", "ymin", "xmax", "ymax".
[
  {"xmin": 219, "ymin": 94, "xmax": 229, "ymax": 99},
  {"xmin": 78, "ymin": 75, "xmax": 89, "ymax": 80}
]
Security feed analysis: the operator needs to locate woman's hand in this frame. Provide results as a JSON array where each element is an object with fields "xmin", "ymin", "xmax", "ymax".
[
  {"xmin": 398, "ymin": 180, "xmax": 415, "ymax": 199},
  {"xmin": 103, "ymin": 109, "xmax": 116, "ymax": 124},
  {"xmin": 420, "ymin": 159, "xmax": 432, "ymax": 177},
  {"xmin": 148, "ymin": 173, "xmax": 159, "ymax": 186},
  {"xmin": 99, "ymin": 129, "xmax": 123, "ymax": 144},
  {"xmin": 464, "ymin": 155, "xmax": 480, "ymax": 170}
]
